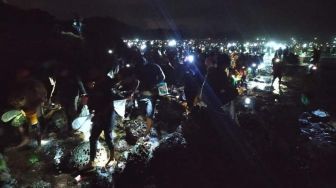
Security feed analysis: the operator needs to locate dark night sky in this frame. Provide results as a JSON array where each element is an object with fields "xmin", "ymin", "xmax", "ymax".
[{"xmin": 6, "ymin": 0, "xmax": 336, "ymax": 39}]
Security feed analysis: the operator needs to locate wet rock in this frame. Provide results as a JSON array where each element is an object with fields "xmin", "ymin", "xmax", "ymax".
[
  {"xmin": 52, "ymin": 174, "xmax": 76, "ymax": 187},
  {"xmin": 311, "ymin": 109, "xmax": 330, "ymax": 123},
  {"xmin": 123, "ymin": 119, "xmax": 147, "ymax": 145},
  {"xmin": 155, "ymin": 98, "xmax": 186, "ymax": 134},
  {"xmin": 150, "ymin": 132, "xmax": 197, "ymax": 188},
  {"xmin": 114, "ymin": 142, "xmax": 151, "ymax": 188},
  {"xmin": 87, "ymin": 167, "xmax": 114, "ymax": 188},
  {"xmin": 0, "ymin": 154, "xmax": 17, "ymax": 187},
  {"xmin": 41, "ymin": 137, "xmax": 82, "ymax": 171},
  {"xmin": 47, "ymin": 110, "xmax": 68, "ymax": 132},
  {"xmin": 114, "ymin": 140, "xmax": 129, "ymax": 153},
  {"xmin": 299, "ymin": 110, "xmax": 336, "ymax": 146},
  {"xmin": 31, "ymin": 180, "xmax": 51, "ymax": 188},
  {"xmin": 157, "ymin": 132, "xmax": 186, "ymax": 149},
  {"xmin": 70, "ymin": 141, "xmax": 109, "ymax": 169}
]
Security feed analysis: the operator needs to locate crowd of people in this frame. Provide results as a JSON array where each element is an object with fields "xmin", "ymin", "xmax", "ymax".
[{"xmin": 2, "ymin": 40, "xmax": 298, "ymax": 170}]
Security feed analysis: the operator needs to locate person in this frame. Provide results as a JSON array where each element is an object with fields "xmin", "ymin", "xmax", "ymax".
[
  {"xmin": 7, "ymin": 74, "xmax": 48, "ymax": 149},
  {"xmin": 84, "ymin": 66, "xmax": 139, "ymax": 169},
  {"xmin": 206, "ymin": 54, "xmax": 238, "ymax": 121},
  {"xmin": 301, "ymin": 66, "xmax": 318, "ymax": 110},
  {"xmin": 83, "ymin": 68, "xmax": 115, "ymax": 170},
  {"xmin": 311, "ymin": 47, "xmax": 321, "ymax": 66},
  {"xmin": 271, "ymin": 55, "xmax": 283, "ymax": 87},
  {"xmin": 183, "ymin": 58, "xmax": 203, "ymax": 110},
  {"xmin": 135, "ymin": 55, "xmax": 166, "ymax": 135}
]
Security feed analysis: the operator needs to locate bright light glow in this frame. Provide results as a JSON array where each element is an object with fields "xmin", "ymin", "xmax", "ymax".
[
  {"xmin": 227, "ymin": 43, "xmax": 237, "ymax": 48},
  {"xmin": 252, "ymin": 63, "xmax": 257, "ymax": 67},
  {"xmin": 75, "ymin": 175, "xmax": 81, "ymax": 182},
  {"xmin": 126, "ymin": 64, "xmax": 131, "ymax": 68},
  {"xmin": 108, "ymin": 49, "xmax": 113, "ymax": 54},
  {"xmin": 266, "ymin": 41, "xmax": 286, "ymax": 50},
  {"xmin": 309, "ymin": 64, "xmax": 317, "ymax": 70},
  {"xmin": 168, "ymin": 40, "xmax": 177, "ymax": 47},
  {"xmin": 41, "ymin": 140, "xmax": 50, "ymax": 146},
  {"xmin": 140, "ymin": 44, "xmax": 147, "ymax": 50},
  {"xmin": 245, "ymin": 97, "xmax": 251, "ymax": 105},
  {"xmin": 275, "ymin": 58, "xmax": 280, "ymax": 63},
  {"xmin": 185, "ymin": 55, "xmax": 194, "ymax": 63}
]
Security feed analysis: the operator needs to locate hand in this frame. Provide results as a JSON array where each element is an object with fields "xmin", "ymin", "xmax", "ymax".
[{"xmin": 49, "ymin": 77, "xmax": 56, "ymax": 86}]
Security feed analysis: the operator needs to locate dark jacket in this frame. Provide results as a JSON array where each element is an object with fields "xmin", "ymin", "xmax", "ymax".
[
  {"xmin": 136, "ymin": 62, "xmax": 165, "ymax": 91},
  {"xmin": 207, "ymin": 67, "xmax": 237, "ymax": 105}
]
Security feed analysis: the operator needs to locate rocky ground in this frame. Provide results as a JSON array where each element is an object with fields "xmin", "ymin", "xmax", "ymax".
[{"xmin": 1, "ymin": 61, "xmax": 336, "ymax": 188}]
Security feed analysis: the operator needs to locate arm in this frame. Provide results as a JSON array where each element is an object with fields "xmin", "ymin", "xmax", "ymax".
[{"xmin": 155, "ymin": 64, "xmax": 166, "ymax": 83}]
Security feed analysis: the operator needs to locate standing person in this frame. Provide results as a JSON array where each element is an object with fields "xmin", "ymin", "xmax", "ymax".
[
  {"xmin": 271, "ymin": 56, "xmax": 283, "ymax": 87},
  {"xmin": 312, "ymin": 47, "xmax": 321, "ymax": 66},
  {"xmin": 206, "ymin": 54, "xmax": 238, "ymax": 120},
  {"xmin": 135, "ymin": 55, "xmax": 165, "ymax": 135},
  {"xmin": 183, "ymin": 59, "xmax": 203, "ymax": 110},
  {"xmin": 82, "ymin": 68, "xmax": 115, "ymax": 170},
  {"xmin": 83, "ymin": 67, "xmax": 140, "ymax": 169}
]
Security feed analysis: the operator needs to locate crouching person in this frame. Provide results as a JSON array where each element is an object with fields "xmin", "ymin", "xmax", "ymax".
[{"xmin": 6, "ymin": 78, "xmax": 48, "ymax": 150}]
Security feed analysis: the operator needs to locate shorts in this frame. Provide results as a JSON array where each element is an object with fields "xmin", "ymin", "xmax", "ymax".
[{"xmin": 138, "ymin": 96, "xmax": 154, "ymax": 118}]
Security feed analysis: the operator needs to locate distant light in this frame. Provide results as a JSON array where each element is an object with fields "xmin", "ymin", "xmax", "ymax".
[
  {"xmin": 275, "ymin": 58, "xmax": 280, "ymax": 63},
  {"xmin": 227, "ymin": 42, "xmax": 236, "ymax": 48},
  {"xmin": 312, "ymin": 66, "xmax": 317, "ymax": 70},
  {"xmin": 168, "ymin": 40, "xmax": 177, "ymax": 47},
  {"xmin": 245, "ymin": 97, "xmax": 251, "ymax": 105},
  {"xmin": 266, "ymin": 41, "xmax": 286, "ymax": 50},
  {"xmin": 185, "ymin": 55, "xmax": 194, "ymax": 63},
  {"xmin": 107, "ymin": 49, "xmax": 113, "ymax": 54},
  {"xmin": 252, "ymin": 63, "xmax": 257, "ymax": 67},
  {"xmin": 140, "ymin": 44, "xmax": 147, "ymax": 50},
  {"xmin": 126, "ymin": 64, "xmax": 131, "ymax": 68}
]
